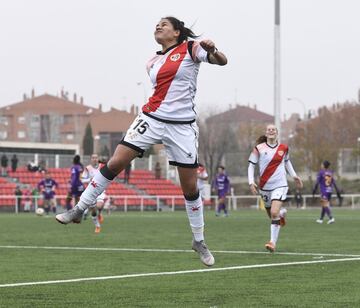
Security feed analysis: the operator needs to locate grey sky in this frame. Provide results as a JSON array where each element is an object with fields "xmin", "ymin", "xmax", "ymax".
[{"xmin": 1, "ymin": 0, "xmax": 359, "ymax": 119}]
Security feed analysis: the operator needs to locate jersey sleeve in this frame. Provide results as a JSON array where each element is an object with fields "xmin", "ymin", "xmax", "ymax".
[
  {"xmin": 191, "ymin": 41, "xmax": 209, "ymax": 63},
  {"xmin": 248, "ymin": 147, "xmax": 259, "ymax": 164}
]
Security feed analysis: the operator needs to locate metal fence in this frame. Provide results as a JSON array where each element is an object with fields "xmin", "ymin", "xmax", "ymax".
[{"xmin": 1, "ymin": 194, "xmax": 360, "ymax": 214}]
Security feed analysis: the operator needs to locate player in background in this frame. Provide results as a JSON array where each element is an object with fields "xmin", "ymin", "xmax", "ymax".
[
  {"xmin": 248, "ymin": 124, "xmax": 303, "ymax": 252},
  {"xmin": 70, "ymin": 155, "xmax": 84, "ymax": 220},
  {"xmin": 37, "ymin": 171, "xmax": 58, "ymax": 215},
  {"xmin": 212, "ymin": 166, "xmax": 230, "ymax": 217},
  {"xmin": 197, "ymin": 163, "xmax": 208, "ymax": 200},
  {"xmin": 56, "ymin": 16, "xmax": 227, "ymax": 267},
  {"xmin": 312, "ymin": 160, "xmax": 341, "ymax": 224},
  {"xmin": 82, "ymin": 154, "xmax": 107, "ymax": 233}
]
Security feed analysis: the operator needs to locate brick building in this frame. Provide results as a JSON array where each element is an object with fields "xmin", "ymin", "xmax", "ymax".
[{"xmin": 0, "ymin": 90, "xmax": 137, "ymax": 154}]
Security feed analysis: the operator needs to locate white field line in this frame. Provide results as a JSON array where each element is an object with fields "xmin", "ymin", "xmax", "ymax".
[
  {"xmin": 0, "ymin": 245, "xmax": 360, "ymax": 258},
  {"xmin": 1, "ymin": 257, "xmax": 360, "ymax": 288}
]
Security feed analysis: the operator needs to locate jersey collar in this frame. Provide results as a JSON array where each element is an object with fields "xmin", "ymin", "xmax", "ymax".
[
  {"xmin": 156, "ymin": 42, "xmax": 182, "ymax": 55},
  {"xmin": 266, "ymin": 142, "xmax": 278, "ymax": 148}
]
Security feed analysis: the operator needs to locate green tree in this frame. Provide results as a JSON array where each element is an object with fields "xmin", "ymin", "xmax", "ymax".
[{"xmin": 83, "ymin": 122, "xmax": 94, "ymax": 155}]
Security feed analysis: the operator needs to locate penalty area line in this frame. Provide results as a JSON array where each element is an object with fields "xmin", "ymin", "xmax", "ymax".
[{"xmin": 1, "ymin": 257, "xmax": 360, "ymax": 288}]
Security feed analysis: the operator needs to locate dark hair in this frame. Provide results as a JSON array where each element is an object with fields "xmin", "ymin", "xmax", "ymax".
[
  {"xmin": 256, "ymin": 135, "xmax": 267, "ymax": 145},
  {"xmin": 163, "ymin": 16, "xmax": 198, "ymax": 43},
  {"xmin": 323, "ymin": 160, "xmax": 331, "ymax": 169},
  {"xmin": 218, "ymin": 165, "xmax": 225, "ymax": 170},
  {"xmin": 73, "ymin": 155, "xmax": 81, "ymax": 165}
]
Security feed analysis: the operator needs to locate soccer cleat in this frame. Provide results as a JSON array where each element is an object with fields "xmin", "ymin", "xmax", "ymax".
[
  {"xmin": 98, "ymin": 214, "xmax": 104, "ymax": 224},
  {"xmin": 265, "ymin": 241, "xmax": 276, "ymax": 253},
  {"xmin": 327, "ymin": 218, "xmax": 335, "ymax": 224},
  {"xmin": 316, "ymin": 219, "xmax": 323, "ymax": 224},
  {"xmin": 55, "ymin": 207, "xmax": 84, "ymax": 224},
  {"xmin": 95, "ymin": 226, "xmax": 101, "ymax": 233},
  {"xmin": 192, "ymin": 240, "xmax": 215, "ymax": 267}
]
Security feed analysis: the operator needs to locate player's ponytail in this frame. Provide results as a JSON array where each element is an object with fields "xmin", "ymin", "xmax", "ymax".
[
  {"xmin": 164, "ymin": 16, "xmax": 199, "ymax": 43},
  {"xmin": 256, "ymin": 135, "xmax": 267, "ymax": 145}
]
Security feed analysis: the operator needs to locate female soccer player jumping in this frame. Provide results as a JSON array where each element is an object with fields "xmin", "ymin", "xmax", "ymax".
[{"xmin": 56, "ymin": 16, "xmax": 227, "ymax": 266}]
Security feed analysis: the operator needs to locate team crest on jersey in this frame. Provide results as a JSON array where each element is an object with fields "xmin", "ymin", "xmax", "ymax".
[
  {"xmin": 170, "ymin": 53, "xmax": 181, "ymax": 61},
  {"xmin": 278, "ymin": 151, "xmax": 284, "ymax": 156}
]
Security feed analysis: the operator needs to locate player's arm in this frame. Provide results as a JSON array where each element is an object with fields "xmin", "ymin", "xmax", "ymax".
[
  {"xmin": 248, "ymin": 162, "xmax": 258, "ymax": 195},
  {"xmin": 332, "ymin": 179, "xmax": 342, "ymax": 199},
  {"xmin": 200, "ymin": 40, "xmax": 227, "ymax": 66},
  {"xmin": 312, "ymin": 173, "xmax": 320, "ymax": 196},
  {"xmin": 285, "ymin": 159, "xmax": 303, "ymax": 189}
]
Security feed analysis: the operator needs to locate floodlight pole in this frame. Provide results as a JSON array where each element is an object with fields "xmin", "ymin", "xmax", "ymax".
[{"xmin": 274, "ymin": 0, "xmax": 281, "ymax": 140}]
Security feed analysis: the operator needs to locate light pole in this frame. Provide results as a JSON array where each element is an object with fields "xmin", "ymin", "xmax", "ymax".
[
  {"xmin": 287, "ymin": 97, "xmax": 311, "ymax": 181},
  {"xmin": 357, "ymin": 137, "xmax": 360, "ymax": 174}
]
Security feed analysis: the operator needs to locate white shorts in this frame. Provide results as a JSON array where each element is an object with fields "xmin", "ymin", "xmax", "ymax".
[
  {"xmin": 259, "ymin": 187, "xmax": 288, "ymax": 208},
  {"xmin": 122, "ymin": 113, "xmax": 199, "ymax": 167}
]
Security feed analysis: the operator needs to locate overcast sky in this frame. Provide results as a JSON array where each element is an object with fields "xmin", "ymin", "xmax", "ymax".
[{"xmin": 1, "ymin": 0, "xmax": 359, "ymax": 119}]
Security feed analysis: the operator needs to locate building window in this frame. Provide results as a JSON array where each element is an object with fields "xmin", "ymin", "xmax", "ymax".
[
  {"xmin": 66, "ymin": 134, "xmax": 74, "ymax": 140},
  {"xmin": 18, "ymin": 116, "xmax": 25, "ymax": 124},
  {"xmin": 0, "ymin": 116, "xmax": 8, "ymax": 126},
  {"xmin": 17, "ymin": 131, "xmax": 26, "ymax": 138},
  {"xmin": 63, "ymin": 115, "xmax": 73, "ymax": 124},
  {"xmin": 0, "ymin": 131, "xmax": 7, "ymax": 140}
]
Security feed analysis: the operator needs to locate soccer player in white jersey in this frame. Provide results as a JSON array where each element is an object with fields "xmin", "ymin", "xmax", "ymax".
[
  {"xmin": 56, "ymin": 16, "xmax": 227, "ymax": 266},
  {"xmin": 81, "ymin": 154, "xmax": 107, "ymax": 233},
  {"xmin": 197, "ymin": 163, "xmax": 209, "ymax": 200},
  {"xmin": 248, "ymin": 124, "xmax": 303, "ymax": 252}
]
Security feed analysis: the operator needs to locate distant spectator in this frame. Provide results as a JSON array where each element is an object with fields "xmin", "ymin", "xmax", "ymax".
[
  {"xmin": 155, "ymin": 162, "xmax": 161, "ymax": 179},
  {"xmin": 27, "ymin": 161, "xmax": 39, "ymax": 172},
  {"xmin": 294, "ymin": 188, "xmax": 303, "ymax": 208},
  {"xmin": 124, "ymin": 163, "xmax": 131, "ymax": 183},
  {"xmin": 10, "ymin": 154, "xmax": 18, "ymax": 172},
  {"xmin": 14, "ymin": 185, "xmax": 22, "ymax": 212},
  {"xmin": 23, "ymin": 185, "xmax": 32, "ymax": 212},
  {"xmin": 1, "ymin": 154, "xmax": 8, "ymax": 176},
  {"xmin": 38, "ymin": 160, "xmax": 47, "ymax": 172}
]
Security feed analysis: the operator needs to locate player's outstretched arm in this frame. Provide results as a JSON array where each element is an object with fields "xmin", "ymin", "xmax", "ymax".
[{"xmin": 200, "ymin": 40, "xmax": 227, "ymax": 66}]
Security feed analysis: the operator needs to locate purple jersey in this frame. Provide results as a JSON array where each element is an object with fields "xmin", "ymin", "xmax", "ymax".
[
  {"xmin": 213, "ymin": 173, "xmax": 230, "ymax": 198},
  {"xmin": 38, "ymin": 178, "xmax": 58, "ymax": 200},
  {"xmin": 313, "ymin": 169, "xmax": 339, "ymax": 199},
  {"xmin": 71, "ymin": 164, "xmax": 84, "ymax": 196}
]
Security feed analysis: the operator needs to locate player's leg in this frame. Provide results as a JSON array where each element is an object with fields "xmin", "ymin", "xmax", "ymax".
[
  {"xmin": 56, "ymin": 145, "xmax": 138, "ymax": 224},
  {"xmin": 44, "ymin": 199, "xmax": 50, "ymax": 215},
  {"xmin": 178, "ymin": 166, "xmax": 214, "ymax": 266},
  {"xmin": 316, "ymin": 195, "xmax": 327, "ymax": 223},
  {"xmin": 265, "ymin": 200, "xmax": 282, "ymax": 252},
  {"xmin": 324, "ymin": 194, "xmax": 335, "ymax": 224}
]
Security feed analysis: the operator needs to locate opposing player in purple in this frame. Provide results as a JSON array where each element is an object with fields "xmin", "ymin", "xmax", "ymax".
[
  {"xmin": 212, "ymin": 166, "xmax": 230, "ymax": 217},
  {"xmin": 37, "ymin": 171, "xmax": 58, "ymax": 215},
  {"xmin": 56, "ymin": 16, "xmax": 228, "ymax": 266},
  {"xmin": 312, "ymin": 160, "xmax": 341, "ymax": 224},
  {"xmin": 70, "ymin": 155, "xmax": 85, "ymax": 207}
]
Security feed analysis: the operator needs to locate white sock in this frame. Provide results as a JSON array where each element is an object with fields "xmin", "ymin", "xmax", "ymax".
[
  {"xmin": 91, "ymin": 215, "xmax": 100, "ymax": 228},
  {"xmin": 77, "ymin": 170, "xmax": 112, "ymax": 210},
  {"xmin": 270, "ymin": 219, "xmax": 281, "ymax": 244},
  {"xmin": 185, "ymin": 194, "xmax": 204, "ymax": 242}
]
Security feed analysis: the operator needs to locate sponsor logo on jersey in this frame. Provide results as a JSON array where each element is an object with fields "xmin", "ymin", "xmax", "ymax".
[{"xmin": 170, "ymin": 53, "xmax": 181, "ymax": 62}]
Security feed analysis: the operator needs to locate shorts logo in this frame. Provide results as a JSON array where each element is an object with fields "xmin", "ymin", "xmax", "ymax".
[
  {"xmin": 278, "ymin": 151, "xmax": 284, "ymax": 156},
  {"xmin": 170, "ymin": 53, "xmax": 181, "ymax": 61},
  {"xmin": 187, "ymin": 153, "xmax": 193, "ymax": 158}
]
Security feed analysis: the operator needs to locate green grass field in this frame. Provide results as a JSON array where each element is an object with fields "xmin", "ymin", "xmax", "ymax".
[{"xmin": 1, "ymin": 208, "xmax": 360, "ymax": 307}]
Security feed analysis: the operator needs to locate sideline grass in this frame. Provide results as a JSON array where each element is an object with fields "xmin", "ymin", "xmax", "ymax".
[{"xmin": 0, "ymin": 209, "xmax": 359, "ymax": 307}]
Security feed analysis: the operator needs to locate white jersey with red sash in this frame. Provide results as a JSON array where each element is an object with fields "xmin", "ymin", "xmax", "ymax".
[
  {"xmin": 142, "ymin": 41, "xmax": 209, "ymax": 122},
  {"xmin": 248, "ymin": 142, "xmax": 289, "ymax": 191}
]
